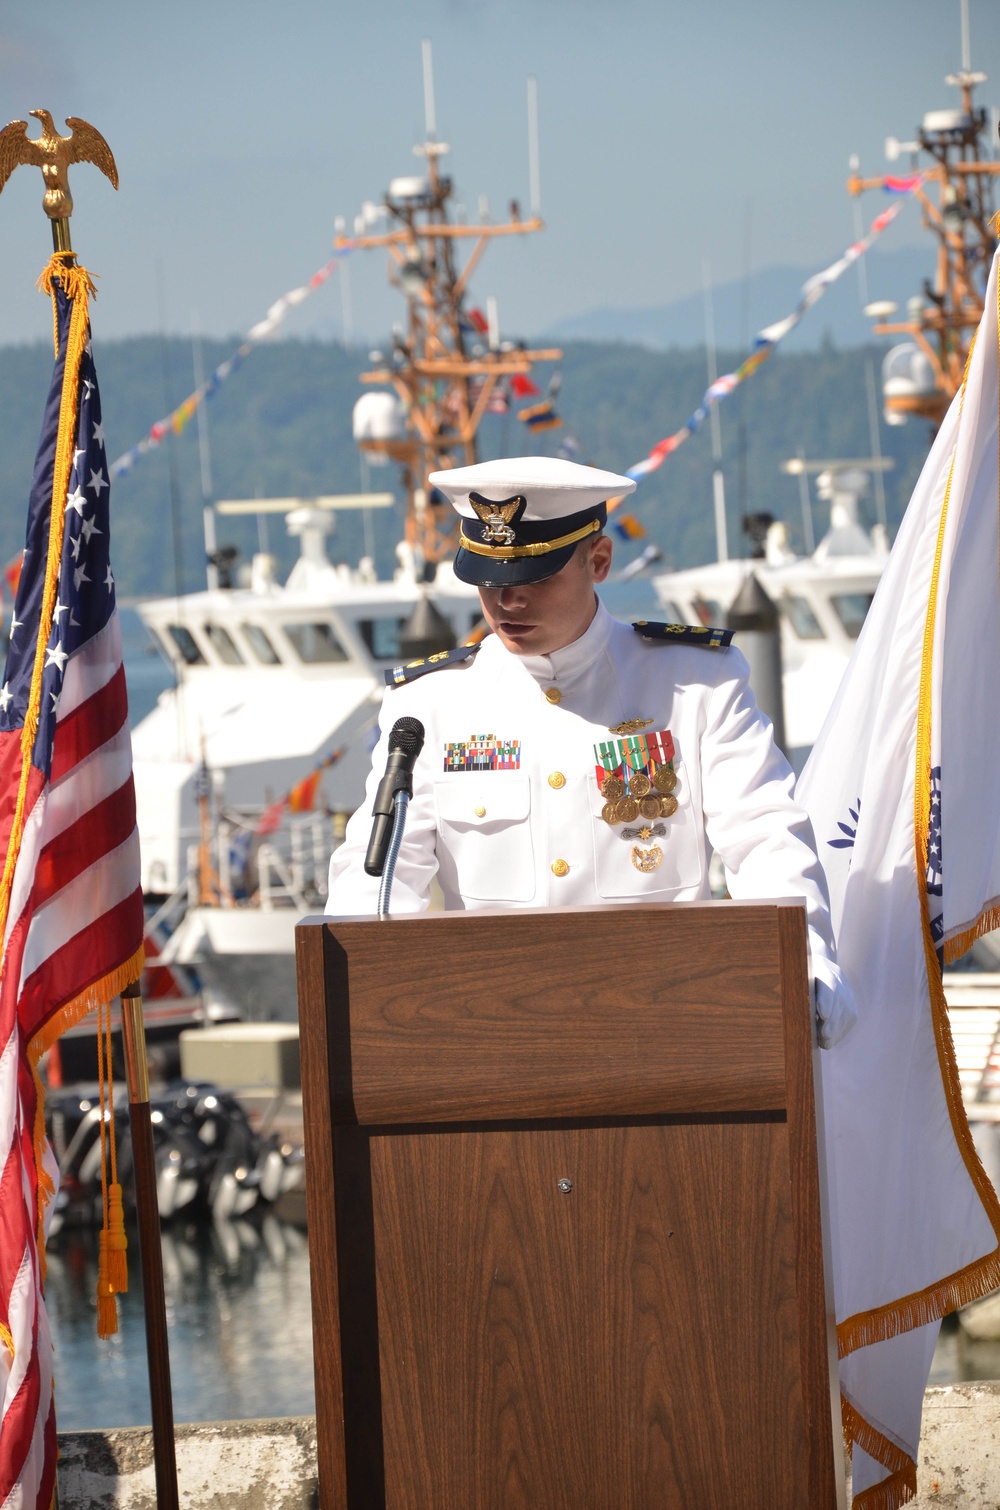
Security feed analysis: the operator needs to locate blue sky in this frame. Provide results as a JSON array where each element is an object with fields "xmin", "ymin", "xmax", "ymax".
[{"xmin": 0, "ymin": 0, "xmax": 995, "ymax": 348}]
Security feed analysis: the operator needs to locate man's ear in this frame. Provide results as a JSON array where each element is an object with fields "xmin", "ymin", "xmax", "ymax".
[{"xmin": 590, "ymin": 533, "xmax": 613, "ymax": 584}]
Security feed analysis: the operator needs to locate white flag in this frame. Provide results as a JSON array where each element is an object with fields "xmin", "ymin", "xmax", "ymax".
[{"xmin": 798, "ymin": 251, "xmax": 1000, "ymax": 1507}]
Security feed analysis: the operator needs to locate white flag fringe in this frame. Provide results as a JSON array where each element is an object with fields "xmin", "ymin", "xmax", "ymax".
[{"xmin": 798, "ymin": 248, "xmax": 1000, "ymax": 1508}]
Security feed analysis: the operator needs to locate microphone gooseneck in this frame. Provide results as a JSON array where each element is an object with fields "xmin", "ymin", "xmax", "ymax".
[{"xmin": 364, "ymin": 716, "xmax": 426, "ymax": 878}]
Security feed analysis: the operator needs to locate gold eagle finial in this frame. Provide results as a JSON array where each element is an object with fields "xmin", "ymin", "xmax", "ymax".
[{"xmin": 0, "ymin": 109, "xmax": 118, "ymax": 251}]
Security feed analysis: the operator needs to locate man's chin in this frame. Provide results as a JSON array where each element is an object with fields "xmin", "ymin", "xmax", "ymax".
[{"xmin": 496, "ymin": 625, "xmax": 545, "ymax": 654}]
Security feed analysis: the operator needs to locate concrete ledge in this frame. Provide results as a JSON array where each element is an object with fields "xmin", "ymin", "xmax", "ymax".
[
  {"xmin": 57, "ymin": 1416, "xmax": 317, "ymax": 1510},
  {"xmin": 910, "ymin": 1382, "xmax": 1000, "ymax": 1507},
  {"xmin": 55, "ymin": 1385, "xmax": 1000, "ymax": 1508}
]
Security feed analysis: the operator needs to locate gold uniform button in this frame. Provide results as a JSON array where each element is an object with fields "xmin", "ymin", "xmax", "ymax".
[
  {"xmin": 551, "ymin": 859, "xmax": 570, "ymax": 878},
  {"xmin": 474, "ymin": 805, "xmax": 486, "ymax": 818},
  {"xmin": 548, "ymin": 771, "xmax": 566, "ymax": 789},
  {"xmin": 544, "ymin": 687, "xmax": 562, "ymax": 704}
]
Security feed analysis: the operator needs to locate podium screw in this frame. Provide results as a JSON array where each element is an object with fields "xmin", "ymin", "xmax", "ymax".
[{"xmin": 557, "ymin": 1178, "xmax": 573, "ymax": 1193}]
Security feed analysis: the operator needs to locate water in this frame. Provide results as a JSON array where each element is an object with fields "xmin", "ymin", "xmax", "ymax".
[{"xmin": 47, "ymin": 1216, "xmax": 314, "ymax": 1431}]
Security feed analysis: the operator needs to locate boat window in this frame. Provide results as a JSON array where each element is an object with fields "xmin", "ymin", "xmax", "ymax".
[
  {"xmin": 658, "ymin": 600, "xmax": 684, "ymax": 624},
  {"xmin": 282, "ymin": 622, "xmax": 349, "ymax": 663},
  {"xmin": 357, "ymin": 617, "xmax": 406, "ymax": 660},
  {"xmin": 831, "ymin": 592, "xmax": 875, "ymax": 640},
  {"xmin": 692, "ymin": 596, "xmax": 723, "ymax": 627},
  {"xmin": 203, "ymin": 624, "xmax": 244, "ymax": 665},
  {"xmin": 167, "ymin": 625, "xmax": 206, "ymax": 666},
  {"xmin": 782, "ymin": 595, "xmax": 825, "ymax": 640},
  {"xmin": 241, "ymin": 623, "xmax": 281, "ymax": 665}
]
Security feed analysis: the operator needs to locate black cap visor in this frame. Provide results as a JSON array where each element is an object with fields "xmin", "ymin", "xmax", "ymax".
[
  {"xmin": 452, "ymin": 501, "xmax": 606, "ymax": 588},
  {"xmin": 453, "ymin": 540, "xmax": 579, "ymax": 587}
]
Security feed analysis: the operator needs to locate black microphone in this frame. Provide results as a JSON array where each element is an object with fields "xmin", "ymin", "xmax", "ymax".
[{"xmin": 364, "ymin": 716, "xmax": 426, "ymax": 876}]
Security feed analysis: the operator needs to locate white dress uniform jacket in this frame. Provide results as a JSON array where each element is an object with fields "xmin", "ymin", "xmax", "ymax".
[{"xmin": 326, "ymin": 602, "xmax": 853, "ymax": 1043}]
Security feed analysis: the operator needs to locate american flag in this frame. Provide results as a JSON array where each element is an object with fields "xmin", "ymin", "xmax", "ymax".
[{"xmin": 0, "ymin": 267, "xmax": 144, "ymax": 1506}]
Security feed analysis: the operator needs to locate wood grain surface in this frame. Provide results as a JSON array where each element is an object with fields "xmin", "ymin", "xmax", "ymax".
[
  {"xmin": 778, "ymin": 907, "xmax": 846, "ymax": 1506},
  {"xmin": 371, "ymin": 1120, "xmax": 808, "ymax": 1509},
  {"xmin": 295, "ymin": 920, "xmax": 349, "ymax": 1503},
  {"xmin": 312, "ymin": 904, "xmax": 789, "ymax": 1124},
  {"xmin": 295, "ymin": 903, "xmax": 841, "ymax": 1510}
]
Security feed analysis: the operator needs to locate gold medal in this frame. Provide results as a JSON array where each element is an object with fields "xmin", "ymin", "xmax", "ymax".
[
  {"xmin": 615, "ymin": 796, "xmax": 639, "ymax": 824},
  {"xmin": 600, "ymin": 774, "xmax": 625, "ymax": 799},
  {"xmin": 639, "ymin": 795, "xmax": 661, "ymax": 820},
  {"xmin": 659, "ymin": 794, "xmax": 678, "ymax": 818},
  {"xmin": 631, "ymin": 844, "xmax": 663, "ymax": 873},
  {"xmin": 653, "ymin": 765, "xmax": 677, "ymax": 794},
  {"xmin": 601, "ymin": 800, "xmax": 619, "ymax": 825},
  {"xmin": 629, "ymin": 772, "xmax": 652, "ymax": 798}
]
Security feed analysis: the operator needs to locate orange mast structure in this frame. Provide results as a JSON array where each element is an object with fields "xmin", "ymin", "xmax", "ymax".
[
  {"xmin": 848, "ymin": 61, "xmax": 999, "ymax": 426},
  {"xmin": 338, "ymin": 123, "xmax": 561, "ymax": 573}
]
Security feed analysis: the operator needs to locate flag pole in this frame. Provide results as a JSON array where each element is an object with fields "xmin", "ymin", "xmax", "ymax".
[{"xmin": 120, "ymin": 982, "xmax": 180, "ymax": 1510}]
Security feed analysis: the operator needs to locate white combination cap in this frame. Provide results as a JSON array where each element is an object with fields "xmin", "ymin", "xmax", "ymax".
[{"xmin": 428, "ymin": 456, "xmax": 636, "ymax": 586}]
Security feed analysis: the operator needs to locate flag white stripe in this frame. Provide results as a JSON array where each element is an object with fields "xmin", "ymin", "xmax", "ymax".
[
  {"xmin": 1, "ymin": 1249, "xmax": 33, "ymax": 1418},
  {"xmin": 18, "ymin": 830, "xmax": 140, "ymax": 991},
  {"xmin": 45, "ymin": 727, "xmax": 133, "ymax": 842},
  {"xmin": 53, "ymin": 614, "xmax": 123, "ymax": 723},
  {"xmin": 1, "ymin": 803, "xmax": 46, "ymax": 960},
  {"xmin": 0, "ymin": 1033, "xmax": 20, "ymax": 1212}
]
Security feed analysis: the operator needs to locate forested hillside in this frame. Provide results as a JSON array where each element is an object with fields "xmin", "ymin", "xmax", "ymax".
[{"xmin": 0, "ymin": 333, "xmax": 933, "ymax": 598}]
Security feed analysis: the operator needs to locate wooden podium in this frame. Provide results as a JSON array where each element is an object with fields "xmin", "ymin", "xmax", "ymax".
[{"xmin": 295, "ymin": 901, "xmax": 843, "ymax": 1509}]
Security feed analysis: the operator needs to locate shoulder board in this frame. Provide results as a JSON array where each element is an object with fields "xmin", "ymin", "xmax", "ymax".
[
  {"xmin": 385, "ymin": 640, "xmax": 484, "ymax": 687},
  {"xmin": 631, "ymin": 620, "xmax": 734, "ymax": 650}
]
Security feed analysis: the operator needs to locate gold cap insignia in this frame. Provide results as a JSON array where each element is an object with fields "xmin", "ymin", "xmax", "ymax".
[{"xmin": 468, "ymin": 491, "xmax": 527, "ymax": 546}]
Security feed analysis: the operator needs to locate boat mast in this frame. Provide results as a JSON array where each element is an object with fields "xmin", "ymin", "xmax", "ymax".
[
  {"xmin": 848, "ymin": 6, "xmax": 999, "ymax": 424},
  {"xmin": 338, "ymin": 46, "xmax": 562, "ymax": 574}
]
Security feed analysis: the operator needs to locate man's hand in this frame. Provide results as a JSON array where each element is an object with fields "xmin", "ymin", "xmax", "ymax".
[{"xmin": 812, "ymin": 956, "xmax": 858, "ymax": 1049}]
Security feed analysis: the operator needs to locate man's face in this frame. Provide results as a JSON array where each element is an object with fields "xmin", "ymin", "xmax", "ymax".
[{"xmin": 477, "ymin": 534, "xmax": 613, "ymax": 656}]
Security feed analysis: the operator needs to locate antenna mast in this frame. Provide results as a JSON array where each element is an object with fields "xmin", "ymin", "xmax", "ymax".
[
  {"xmin": 340, "ymin": 54, "xmax": 561, "ymax": 572},
  {"xmin": 849, "ymin": 8, "xmax": 999, "ymax": 424}
]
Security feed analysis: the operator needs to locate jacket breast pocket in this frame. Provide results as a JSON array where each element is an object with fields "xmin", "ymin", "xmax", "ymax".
[
  {"xmin": 590, "ymin": 770, "xmax": 704, "ymax": 900},
  {"xmin": 434, "ymin": 776, "xmax": 535, "ymax": 902}
]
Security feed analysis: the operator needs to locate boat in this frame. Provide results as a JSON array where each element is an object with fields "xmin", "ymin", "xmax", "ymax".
[{"xmin": 651, "ymin": 460, "xmax": 889, "ymax": 768}]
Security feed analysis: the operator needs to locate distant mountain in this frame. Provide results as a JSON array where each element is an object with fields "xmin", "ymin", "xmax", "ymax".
[{"xmin": 542, "ymin": 246, "xmax": 935, "ymax": 352}]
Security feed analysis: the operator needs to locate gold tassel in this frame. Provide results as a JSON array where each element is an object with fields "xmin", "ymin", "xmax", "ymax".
[
  {"xmin": 94, "ymin": 999, "xmax": 122, "ymax": 1336},
  {"xmin": 35, "ymin": 252, "xmax": 97, "ymax": 306},
  {"xmin": 107, "ymin": 1182, "xmax": 128, "ymax": 1295},
  {"xmin": 96, "ymin": 1230, "xmax": 118, "ymax": 1339},
  {"xmin": 104, "ymin": 1000, "xmax": 128, "ymax": 1294}
]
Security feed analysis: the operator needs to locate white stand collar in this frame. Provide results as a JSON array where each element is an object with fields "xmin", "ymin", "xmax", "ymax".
[{"xmin": 513, "ymin": 597, "xmax": 615, "ymax": 686}]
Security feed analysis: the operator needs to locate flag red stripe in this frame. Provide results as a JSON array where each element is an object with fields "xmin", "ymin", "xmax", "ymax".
[
  {"xmin": 0, "ymin": 1143, "xmax": 30, "ymax": 1312},
  {"xmin": 0, "ymin": 1300, "xmax": 40, "ymax": 1504},
  {"xmin": 32, "ymin": 783, "xmax": 136, "ymax": 911},
  {"xmin": 50, "ymin": 662, "xmax": 127, "ymax": 784},
  {"xmin": 0, "ymin": 748, "xmax": 44, "ymax": 896},
  {"xmin": 0, "ymin": 1127, "xmax": 38, "ymax": 1502},
  {"xmin": 16, "ymin": 889, "xmax": 144, "ymax": 1035}
]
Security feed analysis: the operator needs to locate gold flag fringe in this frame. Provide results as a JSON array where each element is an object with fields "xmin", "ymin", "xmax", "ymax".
[
  {"xmin": 0, "ymin": 258, "xmax": 92, "ymax": 944},
  {"xmin": 841, "ymin": 1396, "xmax": 918, "ymax": 1509},
  {"xmin": 943, "ymin": 898, "xmax": 1000, "ymax": 964},
  {"xmin": 0, "ymin": 1322, "xmax": 12, "ymax": 1359}
]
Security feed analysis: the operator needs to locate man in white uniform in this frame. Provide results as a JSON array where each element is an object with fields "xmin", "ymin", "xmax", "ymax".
[{"xmin": 327, "ymin": 457, "xmax": 855, "ymax": 1047}]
